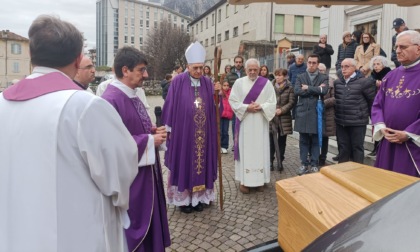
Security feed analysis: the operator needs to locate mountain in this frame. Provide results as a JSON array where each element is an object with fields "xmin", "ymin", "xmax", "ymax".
[{"xmin": 163, "ymin": 0, "xmax": 219, "ymax": 18}]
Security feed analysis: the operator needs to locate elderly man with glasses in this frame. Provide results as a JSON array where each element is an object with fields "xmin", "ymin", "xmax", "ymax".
[
  {"xmin": 372, "ymin": 30, "xmax": 420, "ymax": 177},
  {"xmin": 334, "ymin": 58, "xmax": 376, "ymax": 164}
]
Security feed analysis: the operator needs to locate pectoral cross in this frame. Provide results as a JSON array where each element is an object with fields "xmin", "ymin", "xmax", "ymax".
[{"xmin": 194, "ymin": 98, "xmax": 200, "ymax": 108}]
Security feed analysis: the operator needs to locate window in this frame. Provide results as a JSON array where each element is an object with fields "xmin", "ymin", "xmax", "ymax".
[
  {"xmin": 226, "ymin": 4, "xmax": 229, "ymax": 18},
  {"xmin": 146, "ymin": 20, "xmax": 149, "ymax": 28},
  {"xmin": 212, "ymin": 13, "xmax": 215, "ymax": 26},
  {"xmin": 139, "ymin": 37, "xmax": 143, "ymax": 45},
  {"xmin": 168, "ymin": 14, "xmax": 171, "ymax": 22},
  {"xmin": 140, "ymin": 19, "xmax": 143, "ymax": 28},
  {"xmin": 211, "ymin": 36, "xmax": 215, "ymax": 45},
  {"xmin": 124, "ymin": 27, "xmax": 128, "ymax": 35},
  {"xmin": 313, "ymin": 17, "xmax": 320, "ymax": 35},
  {"xmin": 131, "ymin": 18, "xmax": 134, "ymax": 26},
  {"xmin": 205, "ymin": 39, "xmax": 208, "ymax": 47},
  {"xmin": 154, "ymin": 21, "xmax": 158, "ymax": 29},
  {"xmin": 217, "ymin": 33, "xmax": 221, "ymax": 43},
  {"xmin": 274, "ymin": 14, "xmax": 284, "ymax": 33},
  {"xmin": 131, "ymin": 36, "xmax": 134, "ymax": 44},
  {"xmin": 125, "ymin": 17, "xmax": 128, "ymax": 25},
  {"xmin": 206, "ymin": 17, "xmax": 208, "ymax": 29},
  {"xmin": 225, "ymin": 30, "xmax": 230, "ymax": 40},
  {"xmin": 146, "ymin": 11, "xmax": 149, "ymax": 19},
  {"xmin": 234, "ymin": 5, "xmax": 238, "ymax": 13},
  {"xmin": 140, "ymin": 10, "xmax": 143, "ymax": 18},
  {"xmin": 181, "ymin": 24, "xmax": 184, "ymax": 32},
  {"xmin": 233, "ymin": 26, "xmax": 238, "ymax": 37},
  {"xmin": 174, "ymin": 24, "xmax": 177, "ymax": 29},
  {"xmin": 243, "ymin": 22, "xmax": 249, "ymax": 34},
  {"xmin": 218, "ymin": 9, "xmax": 221, "ymax": 22},
  {"xmin": 201, "ymin": 21, "xmax": 203, "ymax": 32},
  {"xmin": 174, "ymin": 16, "xmax": 177, "ymax": 22},
  {"xmin": 124, "ymin": 36, "xmax": 128, "ymax": 43},
  {"xmin": 13, "ymin": 62, "xmax": 19, "ymax": 73},
  {"xmin": 11, "ymin": 43, "xmax": 21, "ymax": 54},
  {"xmin": 192, "ymin": 26, "xmax": 194, "ymax": 34},
  {"xmin": 196, "ymin": 24, "xmax": 198, "ymax": 34},
  {"xmin": 294, "ymin": 16, "xmax": 304, "ymax": 34},
  {"xmin": 140, "ymin": 29, "xmax": 143, "ymax": 36}
]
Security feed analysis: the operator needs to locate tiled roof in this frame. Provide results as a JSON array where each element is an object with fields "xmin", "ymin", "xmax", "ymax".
[{"xmin": 0, "ymin": 30, "xmax": 29, "ymax": 41}]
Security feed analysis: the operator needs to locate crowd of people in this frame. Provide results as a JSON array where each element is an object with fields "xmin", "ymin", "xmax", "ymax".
[{"xmin": 0, "ymin": 14, "xmax": 418, "ymax": 251}]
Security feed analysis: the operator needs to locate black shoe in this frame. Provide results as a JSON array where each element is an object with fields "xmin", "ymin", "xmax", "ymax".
[
  {"xmin": 193, "ymin": 203, "xmax": 203, "ymax": 212},
  {"xmin": 270, "ymin": 162, "xmax": 274, "ymax": 171},
  {"xmin": 332, "ymin": 156, "xmax": 339, "ymax": 161},
  {"xmin": 180, "ymin": 205, "xmax": 193, "ymax": 214},
  {"xmin": 367, "ymin": 150, "xmax": 376, "ymax": 157},
  {"xmin": 319, "ymin": 159, "xmax": 326, "ymax": 167},
  {"xmin": 278, "ymin": 162, "xmax": 284, "ymax": 172}
]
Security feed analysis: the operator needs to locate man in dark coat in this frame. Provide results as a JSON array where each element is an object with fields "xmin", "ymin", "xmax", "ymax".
[
  {"xmin": 391, "ymin": 18, "xmax": 409, "ymax": 68},
  {"xmin": 334, "ymin": 58, "xmax": 376, "ymax": 164},
  {"xmin": 313, "ymin": 34, "xmax": 334, "ymax": 75},
  {"xmin": 294, "ymin": 54, "xmax": 329, "ymax": 175}
]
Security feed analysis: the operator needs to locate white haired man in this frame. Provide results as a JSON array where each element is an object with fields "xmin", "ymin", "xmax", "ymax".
[{"xmin": 229, "ymin": 58, "xmax": 276, "ymax": 193}]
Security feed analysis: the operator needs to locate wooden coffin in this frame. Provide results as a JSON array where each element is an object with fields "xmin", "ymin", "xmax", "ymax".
[{"xmin": 276, "ymin": 162, "xmax": 419, "ymax": 252}]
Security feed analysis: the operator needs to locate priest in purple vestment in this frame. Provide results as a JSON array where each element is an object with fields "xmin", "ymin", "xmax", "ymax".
[
  {"xmin": 371, "ymin": 30, "xmax": 420, "ymax": 177},
  {"xmin": 102, "ymin": 46, "xmax": 171, "ymax": 251},
  {"xmin": 162, "ymin": 41, "xmax": 219, "ymax": 214}
]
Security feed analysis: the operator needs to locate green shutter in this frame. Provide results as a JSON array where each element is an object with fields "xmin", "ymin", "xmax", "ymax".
[
  {"xmin": 274, "ymin": 14, "xmax": 284, "ymax": 33},
  {"xmin": 294, "ymin": 16, "xmax": 303, "ymax": 35},
  {"xmin": 313, "ymin": 17, "xmax": 320, "ymax": 35}
]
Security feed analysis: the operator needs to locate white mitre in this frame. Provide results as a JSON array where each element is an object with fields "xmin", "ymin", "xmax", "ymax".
[{"xmin": 185, "ymin": 41, "xmax": 206, "ymax": 64}]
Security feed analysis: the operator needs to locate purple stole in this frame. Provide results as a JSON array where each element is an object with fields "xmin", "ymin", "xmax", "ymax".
[
  {"xmin": 234, "ymin": 77, "xmax": 267, "ymax": 160},
  {"xmin": 3, "ymin": 72, "xmax": 81, "ymax": 101}
]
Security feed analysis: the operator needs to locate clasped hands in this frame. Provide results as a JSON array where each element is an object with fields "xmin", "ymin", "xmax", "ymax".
[
  {"xmin": 247, "ymin": 101, "xmax": 261, "ymax": 113},
  {"xmin": 152, "ymin": 126, "xmax": 167, "ymax": 147},
  {"xmin": 381, "ymin": 128, "xmax": 409, "ymax": 144}
]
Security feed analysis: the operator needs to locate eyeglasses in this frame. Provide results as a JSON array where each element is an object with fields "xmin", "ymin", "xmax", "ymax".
[
  {"xmin": 341, "ymin": 65, "xmax": 354, "ymax": 69},
  {"xmin": 79, "ymin": 65, "xmax": 95, "ymax": 70},
  {"xmin": 394, "ymin": 44, "xmax": 418, "ymax": 51},
  {"xmin": 138, "ymin": 66, "xmax": 147, "ymax": 73}
]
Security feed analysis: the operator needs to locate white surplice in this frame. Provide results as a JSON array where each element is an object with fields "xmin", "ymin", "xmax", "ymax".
[
  {"xmin": 0, "ymin": 68, "xmax": 139, "ymax": 252},
  {"xmin": 229, "ymin": 76, "xmax": 276, "ymax": 187}
]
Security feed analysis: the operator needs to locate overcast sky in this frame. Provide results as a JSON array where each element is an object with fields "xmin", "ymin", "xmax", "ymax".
[{"xmin": 0, "ymin": 0, "xmax": 97, "ymax": 49}]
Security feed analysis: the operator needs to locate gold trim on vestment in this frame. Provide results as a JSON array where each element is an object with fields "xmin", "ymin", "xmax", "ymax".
[
  {"xmin": 383, "ymin": 76, "xmax": 420, "ymax": 99},
  {"xmin": 194, "ymin": 100, "xmax": 206, "ymax": 175},
  {"xmin": 192, "ymin": 184, "xmax": 206, "ymax": 192}
]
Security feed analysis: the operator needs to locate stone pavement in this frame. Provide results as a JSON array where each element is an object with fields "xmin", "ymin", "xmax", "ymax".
[{"xmin": 146, "ymin": 96, "xmax": 321, "ymax": 251}]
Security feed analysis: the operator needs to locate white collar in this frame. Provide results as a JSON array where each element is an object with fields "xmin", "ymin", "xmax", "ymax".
[
  {"xmin": 190, "ymin": 76, "xmax": 201, "ymax": 87},
  {"xmin": 403, "ymin": 59, "xmax": 420, "ymax": 69},
  {"xmin": 345, "ymin": 72, "xmax": 357, "ymax": 83},
  {"xmin": 28, "ymin": 66, "xmax": 71, "ymax": 80},
  {"xmin": 110, "ymin": 79, "xmax": 137, "ymax": 98}
]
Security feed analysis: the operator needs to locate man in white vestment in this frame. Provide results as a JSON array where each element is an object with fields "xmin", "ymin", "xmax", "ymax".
[
  {"xmin": 0, "ymin": 15, "xmax": 138, "ymax": 252},
  {"xmin": 74, "ymin": 55, "xmax": 95, "ymax": 94},
  {"xmin": 229, "ymin": 58, "xmax": 276, "ymax": 194}
]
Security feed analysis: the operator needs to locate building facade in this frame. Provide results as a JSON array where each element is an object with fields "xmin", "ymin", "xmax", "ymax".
[
  {"xmin": 96, "ymin": 0, "xmax": 192, "ymax": 67},
  {"xmin": 0, "ymin": 30, "xmax": 31, "ymax": 91},
  {"xmin": 189, "ymin": 1, "xmax": 321, "ymax": 71},
  {"xmin": 320, "ymin": 4, "xmax": 420, "ymax": 71}
]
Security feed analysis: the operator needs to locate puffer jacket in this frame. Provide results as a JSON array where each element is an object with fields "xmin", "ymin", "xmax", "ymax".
[
  {"xmin": 323, "ymin": 77, "xmax": 336, "ymax": 137},
  {"xmin": 334, "ymin": 72, "xmax": 376, "ymax": 126},
  {"xmin": 226, "ymin": 67, "xmax": 246, "ymax": 87},
  {"xmin": 336, "ymin": 40, "xmax": 358, "ymax": 70},
  {"xmin": 270, "ymin": 80, "xmax": 295, "ymax": 136}
]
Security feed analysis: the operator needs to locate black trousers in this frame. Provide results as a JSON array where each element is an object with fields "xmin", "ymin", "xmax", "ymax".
[
  {"xmin": 319, "ymin": 136, "xmax": 329, "ymax": 161},
  {"xmin": 269, "ymin": 132, "xmax": 287, "ymax": 163},
  {"xmin": 336, "ymin": 124, "xmax": 366, "ymax": 164}
]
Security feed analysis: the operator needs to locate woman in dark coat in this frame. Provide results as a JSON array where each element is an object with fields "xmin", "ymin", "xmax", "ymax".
[
  {"xmin": 269, "ymin": 68, "xmax": 295, "ymax": 171},
  {"xmin": 335, "ymin": 31, "xmax": 358, "ymax": 71},
  {"xmin": 367, "ymin": 56, "xmax": 392, "ymax": 156}
]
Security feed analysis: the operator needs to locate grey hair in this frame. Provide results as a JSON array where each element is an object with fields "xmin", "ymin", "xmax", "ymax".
[
  {"xmin": 318, "ymin": 63, "xmax": 327, "ymax": 71},
  {"xmin": 245, "ymin": 58, "xmax": 260, "ymax": 69},
  {"xmin": 343, "ymin": 58, "xmax": 357, "ymax": 67},
  {"xmin": 370, "ymin": 56, "xmax": 389, "ymax": 70},
  {"xmin": 397, "ymin": 30, "xmax": 420, "ymax": 45}
]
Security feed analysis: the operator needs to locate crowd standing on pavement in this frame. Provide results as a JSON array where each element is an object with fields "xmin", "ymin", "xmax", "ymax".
[{"xmin": 1, "ymin": 12, "xmax": 419, "ymax": 251}]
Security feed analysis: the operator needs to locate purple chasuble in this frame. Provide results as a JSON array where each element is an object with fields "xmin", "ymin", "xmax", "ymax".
[
  {"xmin": 3, "ymin": 72, "xmax": 82, "ymax": 101},
  {"xmin": 371, "ymin": 63, "xmax": 420, "ymax": 176},
  {"xmin": 102, "ymin": 85, "xmax": 170, "ymax": 252},
  {"xmin": 162, "ymin": 72, "xmax": 218, "ymax": 192},
  {"xmin": 234, "ymin": 77, "xmax": 268, "ymax": 160}
]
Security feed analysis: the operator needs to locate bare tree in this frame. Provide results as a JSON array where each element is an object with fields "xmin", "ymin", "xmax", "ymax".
[{"xmin": 144, "ymin": 20, "xmax": 191, "ymax": 80}]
